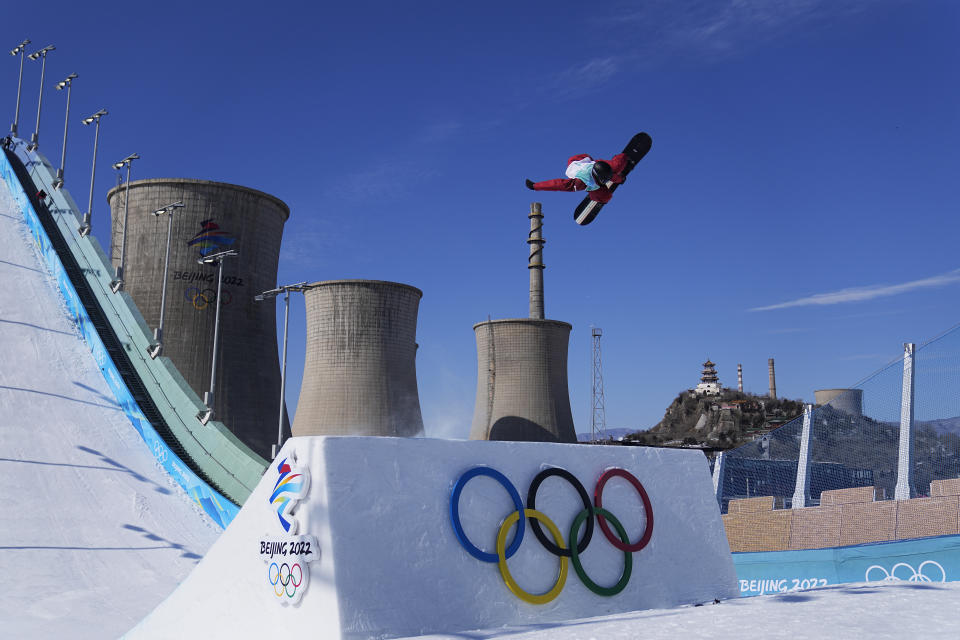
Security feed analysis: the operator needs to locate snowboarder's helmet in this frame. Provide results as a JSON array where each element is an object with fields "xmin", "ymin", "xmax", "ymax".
[{"xmin": 592, "ymin": 161, "xmax": 613, "ymax": 184}]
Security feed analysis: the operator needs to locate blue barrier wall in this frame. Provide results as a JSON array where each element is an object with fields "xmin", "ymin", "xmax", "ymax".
[
  {"xmin": 1, "ymin": 143, "xmax": 240, "ymax": 528},
  {"xmin": 733, "ymin": 533, "xmax": 960, "ymax": 596}
]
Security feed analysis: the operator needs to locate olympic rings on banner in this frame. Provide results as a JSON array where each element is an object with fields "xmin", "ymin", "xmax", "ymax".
[
  {"xmin": 449, "ymin": 465, "xmax": 654, "ymax": 603},
  {"xmin": 268, "ymin": 561, "xmax": 304, "ymax": 598},
  {"xmin": 497, "ymin": 509, "xmax": 568, "ymax": 604},
  {"xmin": 865, "ymin": 560, "xmax": 946, "ymax": 583},
  {"xmin": 184, "ymin": 286, "xmax": 233, "ymax": 310}
]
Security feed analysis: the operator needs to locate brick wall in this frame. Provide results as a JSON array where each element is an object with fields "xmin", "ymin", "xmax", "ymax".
[
  {"xmin": 723, "ymin": 480, "xmax": 960, "ymax": 552},
  {"xmin": 789, "ymin": 506, "xmax": 841, "ymax": 549},
  {"xmin": 895, "ymin": 496, "xmax": 960, "ymax": 539}
]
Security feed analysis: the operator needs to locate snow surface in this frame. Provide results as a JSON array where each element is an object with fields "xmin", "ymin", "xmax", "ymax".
[
  {"xmin": 403, "ymin": 581, "xmax": 960, "ymax": 639},
  {"xmin": 0, "ymin": 180, "xmax": 220, "ymax": 638}
]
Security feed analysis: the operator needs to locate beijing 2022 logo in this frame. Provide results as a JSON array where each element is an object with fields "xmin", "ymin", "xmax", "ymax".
[
  {"xmin": 449, "ymin": 466, "xmax": 654, "ymax": 604},
  {"xmin": 259, "ymin": 453, "xmax": 319, "ymax": 605}
]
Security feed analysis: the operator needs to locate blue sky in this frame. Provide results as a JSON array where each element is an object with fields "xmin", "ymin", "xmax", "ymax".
[{"xmin": 5, "ymin": 0, "xmax": 958, "ymax": 438}]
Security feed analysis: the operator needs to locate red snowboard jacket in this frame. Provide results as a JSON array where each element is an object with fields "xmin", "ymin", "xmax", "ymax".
[{"xmin": 531, "ymin": 153, "xmax": 629, "ymax": 203}]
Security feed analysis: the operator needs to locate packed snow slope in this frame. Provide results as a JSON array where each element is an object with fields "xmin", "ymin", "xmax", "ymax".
[
  {"xmin": 0, "ymin": 179, "xmax": 220, "ymax": 637},
  {"xmin": 402, "ymin": 581, "xmax": 960, "ymax": 639}
]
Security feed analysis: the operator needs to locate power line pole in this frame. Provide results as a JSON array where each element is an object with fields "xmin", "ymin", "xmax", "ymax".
[{"xmin": 591, "ymin": 326, "xmax": 606, "ymax": 442}]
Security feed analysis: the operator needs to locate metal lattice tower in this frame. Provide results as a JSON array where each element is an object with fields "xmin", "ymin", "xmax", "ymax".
[{"xmin": 591, "ymin": 326, "xmax": 606, "ymax": 442}]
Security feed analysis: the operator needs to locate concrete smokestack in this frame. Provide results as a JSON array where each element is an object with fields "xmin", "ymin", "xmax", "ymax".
[
  {"xmin": 768, "ymin": 358, "xmax": 777, "ymax": 399},
  {"xmin": 292, "ymin": 280, "xmax": 424, "ymax": 437},
  {"xmin": 737, "ymin": 363, "xmax": 743, "ymax": 393},
  {"xmin": 470, "ymin": 202, "xmax": 576, "ymax": 443},
  {"xmin": 107, "ymin": 178, "xmax": 289, "ymax": 459},
  {"xmin": 528, "ymin": 202, "xmax": 544, "ymax": 319}
]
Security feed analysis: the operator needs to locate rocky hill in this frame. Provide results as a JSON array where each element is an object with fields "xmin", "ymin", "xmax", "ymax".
[{"xmin": 624, "ymin": 389, "xmax": 805, "ymax": 450}]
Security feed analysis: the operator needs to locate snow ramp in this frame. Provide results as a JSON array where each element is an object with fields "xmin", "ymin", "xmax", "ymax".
[
  {"xmin": 128, "ymin": 437, "xmax": 737, "ymax": 639},
  {"xmin": 0, "ymin": 174, "xmax": 221, "ymax": 637},
  {"xmin": 1, "ymin": 139, "xmax": 269, "ymax": 521}
]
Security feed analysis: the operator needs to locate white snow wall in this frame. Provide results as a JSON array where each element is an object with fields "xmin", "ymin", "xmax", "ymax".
[{"xmin": 129, "ymin": 436, "xmax": 737, "ymax": 639}]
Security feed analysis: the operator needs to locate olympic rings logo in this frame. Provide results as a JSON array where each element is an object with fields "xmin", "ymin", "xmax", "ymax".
[
  {"xmin": 268, "ymin": 561, "xmax": 304, "ymax": 598},
  {"xmin": 153, "ymin": 441, "xmax": 168, "ymax": 464},
  {"xmin": 183, "ymin": 286, "xmax": 232, "ymax": 310},
  {"xmin": 865, "ymin": 560, "xmax": 946, "ymax": 583},
  {"xmin": 449, "ymin": 466, "xmax": 654, "ymax": 604}
]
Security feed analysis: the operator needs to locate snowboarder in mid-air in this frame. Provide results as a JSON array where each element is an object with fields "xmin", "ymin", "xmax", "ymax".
[
  {"xmin": 525, "ymin": 132, "xmax": 653, "ymax": 226},
  {"xmin": 526, "ymin": 152, "xmax": 629, "ymax": 204}
]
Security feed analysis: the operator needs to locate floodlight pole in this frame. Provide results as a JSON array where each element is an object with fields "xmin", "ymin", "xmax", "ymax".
[
  {"xmin": 197, "ymin": 249, "xmax": 239, "ymax": 424},
  {"xmin": 255, "ymin": 281, "xmax": 309, "ymax": 458},
  {"xmin": 10, "ymin": 39, "xmax": 30, "ymax": 136},
  {"xmin": 110, "ymin": 153, "xmax": 139, "ymax": 292},
  {"xmin": 27, "ymin": 45, "xmax": 54, "ymax": 151},
  {"xmin": 148, "ymin": 201, "xmax": 185, "ymax": 359},
  {"xmin": 277, "ymin": 288, "xmax": 291, "ymax": 457},
  {"xmin": 78, "ymin": 109, "xmax": 107, "ymax": 236},
  {"xmin": 53, "ymin": 73, "xmax": 77, "ymax": 189}
]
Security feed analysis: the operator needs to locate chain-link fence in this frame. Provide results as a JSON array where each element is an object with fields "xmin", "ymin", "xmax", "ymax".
[{"xmin": 717, "ymin": 324, "xmax": 960, "ymax": 524}]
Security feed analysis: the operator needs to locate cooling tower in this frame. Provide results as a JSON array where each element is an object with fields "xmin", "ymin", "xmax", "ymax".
[
  {"xmin": 469, "ymin": 203, "xmax": 576, "ymax": 443},
  {"xmin": 814, "ymin": 388, "xmax": 864, "ymax": 416},
  {"xmin": 469, "ymin": 319, "xmax": 576, "ymax": 442},
  {"xmin": 292, "ymin": 280, "xmax": 424, "ymax": 437},
  {"xmin": 107, "ymin": 178, "xmax": 289, "ymax": 459}
]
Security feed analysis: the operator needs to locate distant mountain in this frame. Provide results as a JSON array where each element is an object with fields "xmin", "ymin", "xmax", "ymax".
[
  {"xmin": 918, "ymin": 417, "xmax": 960, "ymax": 436},
  {"xmin": 576, "ymin": 428, "xmax": 636, "ymax": 443}
]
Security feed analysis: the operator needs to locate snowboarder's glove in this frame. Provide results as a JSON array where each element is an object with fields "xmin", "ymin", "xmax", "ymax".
[
  {"xmin": 611, "ymin": 174, "xmax": 625, "ymax": 184},
  {"xmin": 525, "ymin": 179, "xmax": 536, "ymax": 190}
]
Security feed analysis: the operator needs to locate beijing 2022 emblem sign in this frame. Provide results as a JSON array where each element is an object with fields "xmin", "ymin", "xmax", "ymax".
[{"xmin": 259, "ymin": 453, "xmax": 320, "ymax": 604}]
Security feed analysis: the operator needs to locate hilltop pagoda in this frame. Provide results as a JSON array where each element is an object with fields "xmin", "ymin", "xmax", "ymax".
[{"xmin": 695, "ymin": 359, "xmax": 722, "ymax": 396}]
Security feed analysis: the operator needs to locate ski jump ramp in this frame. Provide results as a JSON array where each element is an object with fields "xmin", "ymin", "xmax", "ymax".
[
  {"xmin": 0, "ymin": 170, "xmax": 220, "ymax": 637},
  {"xmin": 129, "ymin": 437, "xmax": 737, "ymax": 639}
]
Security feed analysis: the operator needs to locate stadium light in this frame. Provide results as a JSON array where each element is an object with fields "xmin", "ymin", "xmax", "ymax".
[
  {"xmin": 109, "ymin": 153, "xmax": 140, "ymax": 292},
  {"xmin": 147, "ymin": 201, "xmax": 186, "ymax": 359},
  {"xmin": 196, "ymin": 249, "xmax": 239, "ymax": 425},
  {"xmin": 52, "ymin": 73, "xmax": 77, "ymax": 189},
  {"xmin": 255, "ymin": 281, "xmax": 310, "ymax": 458},
  {"xmin": 78, "ymin": 109, "xmax": 107, "ymax": 236},
  {"xmin": 9, "ymin": 39, "xmax": 30, "ymax": 136},
  {"xmin": 26, "ymin": 44, "xmax": 54, "ymax": 151}
]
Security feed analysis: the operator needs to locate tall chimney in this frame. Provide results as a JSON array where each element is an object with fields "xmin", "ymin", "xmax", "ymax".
[
  {"xmin": 470, "ymin": 202, "xmax": 575, "ymax": 443},
  {"xmin": 528, "ymin": 202, "xmax": 544, "ymax": 319},
  {"xmin": 768, "ymin": 358, "xmax": 777, "ymax": 399},
  {"xmin": 737, "ymin": 363, "xmax": 743, "ymax": 393}
]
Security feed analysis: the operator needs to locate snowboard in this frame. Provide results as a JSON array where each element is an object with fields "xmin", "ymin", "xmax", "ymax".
[{"xmin": 574, "ymin": 132, "xmax": 652, "ymax": 226}]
